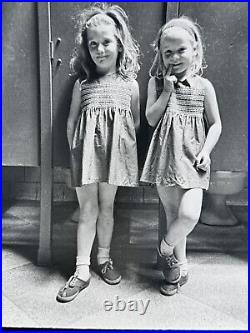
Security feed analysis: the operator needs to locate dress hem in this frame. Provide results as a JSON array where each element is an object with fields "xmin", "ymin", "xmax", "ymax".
[
  {"xmin": 140, "ymin": 179, "xmax": 208, "ymax": 190},
  {"xmin": 71, "ymin": 179, "xmax": 139, "ymax": 188}
]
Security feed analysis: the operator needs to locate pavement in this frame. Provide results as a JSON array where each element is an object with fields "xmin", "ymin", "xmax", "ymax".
[{"xmin": 2, "ymin": 200, "xmax": 248, "ymax": 330}]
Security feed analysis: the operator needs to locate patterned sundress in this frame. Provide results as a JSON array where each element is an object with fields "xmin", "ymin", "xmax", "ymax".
[
  {"xmin": 70, "ymin": 75, "xmax": 138, "ymax": 187},
  {"xmin": 140, "ymin": 76, "xmax": 210, "ymax": 190}
]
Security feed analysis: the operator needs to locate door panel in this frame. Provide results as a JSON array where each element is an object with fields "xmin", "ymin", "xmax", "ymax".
[
  {"xmin": 3, "ymin": 3, "xmax": 40, "ymax": 166},
  {"xmin": 50, "ymin": 2, "xmax": 165, "ymax": 167},
  {"xmin": 179, "ymin": 2, "xmax": 248, "ymax": 171}
]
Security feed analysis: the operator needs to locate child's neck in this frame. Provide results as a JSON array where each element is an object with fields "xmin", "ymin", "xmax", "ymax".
[
  {"xmin": 175, "ymin": 69, "xmax": 194, "ymax": 81},
  {"xmin": 96, "ymin": 69, "xmax": 118, "ymax": 78}
]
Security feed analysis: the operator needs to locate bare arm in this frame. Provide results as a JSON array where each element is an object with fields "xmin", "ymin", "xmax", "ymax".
[
  {"xmin": 196, "ymin": 78, "xmax": 222, "ymax": 170},
  {"xmin": 67, "ymin": 79, "xmax": 81, "ymax": 149},
  {"xmin": 130, "ymin": 79, "xmax": 140, "ymax": 133},
  {"xmin": 146, "ymin": 65, "xmax": 176, "ymax": 127}
]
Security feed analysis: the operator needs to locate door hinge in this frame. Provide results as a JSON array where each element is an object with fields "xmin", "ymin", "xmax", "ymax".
[{"xmin": 49, "ymin": 40, "xmax": 54, "ymax": 61}]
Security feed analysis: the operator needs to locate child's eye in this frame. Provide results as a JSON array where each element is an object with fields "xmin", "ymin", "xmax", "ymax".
[
  {"xmin": 89, "ymin": 41, "xmax": 97, "ymax": 49},
  {"xmin": 103, "ymin": 40, "xmax": 111, "ymax": 46},
  {"xmin": 179, "ymin": 48, "xmax": 186, "ymax": 53},
  {"xmin": 164, "ymin": 52, "xmax": 171, "ymax": 58}
]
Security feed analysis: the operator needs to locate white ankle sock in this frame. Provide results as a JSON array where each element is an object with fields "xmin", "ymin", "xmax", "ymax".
[
  {"xmin": 179, "ymin": 260, "xmax": 188, "ymax": 276},
  {"xmin": 97, "ymin": 247, "xmax": 110, "ymax": 265},
  {"xmin": 75, "ymin": 256, "xmax": 90, "ymax": 281},
  {"xmin": 160, "ymin": 238, "xmax": 174, "ymax": 257},
  {"xmin": 76, "ymin": 265, "xmax": 90, "ymax": 281}
]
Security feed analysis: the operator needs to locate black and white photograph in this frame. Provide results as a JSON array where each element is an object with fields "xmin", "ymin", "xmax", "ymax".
[{"xmin": 2, "ymin": 1, "xmax": 248, "ymax": 330}]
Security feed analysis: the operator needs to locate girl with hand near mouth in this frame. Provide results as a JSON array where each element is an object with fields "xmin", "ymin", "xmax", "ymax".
[{"xmin": 141, "ymin": 16, "xmax": 222, "ymax": 296}]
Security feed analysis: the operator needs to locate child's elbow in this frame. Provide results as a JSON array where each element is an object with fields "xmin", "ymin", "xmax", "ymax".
[
  {"xmin": 217, "ymin": 121, "xmax": 222, "ymax": 136},
  {"xmin": 147, "ymin": 116, "xmax": 157, "ymax": 127},
  {"xmin": 145, "ymin": 111, "xmax": 155, "ymax": 127},
  {"xmin": 148, "ymin": 120, "xmax": 155, "ymax": 127},
  {"xmin": 67, "ymin": 118, "xmax": 75, "ymax": 129},
  {"xmin": 210, "ymin": 120, "xmax": 222, "ymax": 136},
  {"xmin": 134, "ymin": 119, "xmax": 140, "ymax": 133}
]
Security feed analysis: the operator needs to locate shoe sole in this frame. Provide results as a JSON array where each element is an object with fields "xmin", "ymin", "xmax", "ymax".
[
  {"xmin": 160, "ymin": 275, "xmax": 189, "ymax": 296},
  {"xmin": 102, "ymin": 275, "xmax": 122, "ymax": 285},
  {"xmin": 160, "ymin": 286, "xmax": 178, "ymax": 296}
]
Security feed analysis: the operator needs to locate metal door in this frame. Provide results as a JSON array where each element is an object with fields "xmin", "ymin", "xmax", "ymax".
[
  {"xmin": 179, "ymin": 2, "xmax": 248, "ymax": 171},
  {"xmin": 2, "ymin": 3, "xmax": 40, "ymax": 166}
]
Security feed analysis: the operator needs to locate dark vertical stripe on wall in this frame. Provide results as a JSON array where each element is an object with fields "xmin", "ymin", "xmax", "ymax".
[
  {"xmin": 37, "ymin": 2, "xmax": 53, "ymax": 266},
  {"xmin": 166, "ymin": 2, "xmax": 179, "ymax": 21}
]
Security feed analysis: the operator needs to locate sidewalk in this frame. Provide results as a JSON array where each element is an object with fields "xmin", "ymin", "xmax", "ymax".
[{"xmin": 2, "ymin": 201, "xmax": 248, "ymax": 330}]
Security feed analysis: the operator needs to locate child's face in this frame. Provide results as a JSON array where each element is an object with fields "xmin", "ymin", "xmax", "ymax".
[
  {"xmin": 161, "ymin": 27, "xmax": 196, "ymax": 77},
  {"xmin": 87, "ymin": 23, "xmax": 120, "ymax": 75}
]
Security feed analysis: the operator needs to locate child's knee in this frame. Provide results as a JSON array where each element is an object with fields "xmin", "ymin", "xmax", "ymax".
[
  {"xmin": 99, "ymin": 202, "xmax": 114, "ymax": 218},
  {"xmin": 179, "ymin": 210, "xmax": 200, "ymax": 226},
  {"xmin": 79, "ymin": 201, "xmax": 99, "ymax": 221}
]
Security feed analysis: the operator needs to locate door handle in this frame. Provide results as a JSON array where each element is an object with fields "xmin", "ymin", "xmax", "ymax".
[
  {"xmin": 56, "ymin": 58, "xmax": 62, "ymax": 67},
  {"xmin": 56, "ymin": 37, "xmax": 61, "ymax": 46}
]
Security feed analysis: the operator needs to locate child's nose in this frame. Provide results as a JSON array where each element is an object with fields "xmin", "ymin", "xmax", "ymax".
[
  {"xmin": 97, "ymin": 44, "xmax": 105, "ymax": 53},
  {"xmin": 171, "ymin": 53, "xmax": 180, "ymax": 62}
]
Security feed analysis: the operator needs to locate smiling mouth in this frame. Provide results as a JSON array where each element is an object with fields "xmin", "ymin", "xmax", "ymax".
[{"xmin": 97, "ymin": 56, "xmax": 107, "ymax": 61}]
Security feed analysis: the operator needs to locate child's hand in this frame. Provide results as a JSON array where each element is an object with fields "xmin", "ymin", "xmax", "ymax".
[
  {"xmin": 163, "ymin": 65, "xmax": 177, "ymax": 92},
  {"xmin": 195, "ymin": 150, "xmax": 211, "ymax": 172}
]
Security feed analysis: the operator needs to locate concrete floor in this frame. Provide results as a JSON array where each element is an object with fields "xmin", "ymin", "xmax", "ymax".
[{"xmin": 2, "ymin": 200, "xmax": 248, "ymax": 330}]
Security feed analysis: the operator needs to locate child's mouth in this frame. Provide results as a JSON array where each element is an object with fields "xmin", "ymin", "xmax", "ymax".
[{"xmin": 97, "ymin": 56, "xmax": 107, "ymax": 62}]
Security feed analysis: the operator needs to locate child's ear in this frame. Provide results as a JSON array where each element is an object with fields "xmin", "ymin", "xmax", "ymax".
[
  {"xmin": 117, "ymin": 40, "xmax": 123, "ymax": 52},
  {"xmin": 193, "ymin": 47, "xmax": 198, "ymax": 58},
  {"xmin": 193, "ymin": 43, "xmax": 198, "ymax": 56}
]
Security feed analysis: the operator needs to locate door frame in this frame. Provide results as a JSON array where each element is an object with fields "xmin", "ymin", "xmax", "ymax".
[{"xmin": 37, "ymin": 2, "xmax": 53, "ymax": 265}]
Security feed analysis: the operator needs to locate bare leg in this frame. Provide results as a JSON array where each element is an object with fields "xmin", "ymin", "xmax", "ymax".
[
  {"xmin": 75, "ymin": 183, "xmax": 99, "ymax": 279},
  {"xmin": 96, "ymin": 183, "xmax": 121, "ymax": 284},
  {"xmin": 164, "ymin": 188, "xmax": 203, "ymax": 247},
  {"xmin": 97, "ymin": 183, "xmax": 118, "ymax": 264},
  {"xmin": 157, "ymin": 186, "xmax": 187, "ymax": 264},
  {"xmin": 56, "ymin": 184, "xmax": 98, "ymax": 302},
  {"xmin": 157, "ymin": 186, "xmax": 202, "ymax": 288}
]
